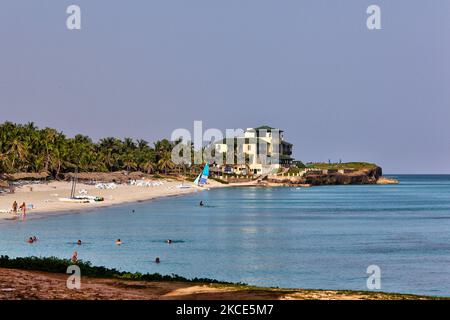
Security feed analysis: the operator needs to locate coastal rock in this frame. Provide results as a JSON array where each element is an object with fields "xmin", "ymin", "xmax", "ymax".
[
  {"xmin": 264, "ymin": 176, "xmax": 310, "ymax": 187},
  {"xmin": 267, "ymin": 166, "xmax": 383, "ymax": 186}
]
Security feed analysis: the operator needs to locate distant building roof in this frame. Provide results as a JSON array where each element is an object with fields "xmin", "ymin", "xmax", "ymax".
[{"xmin": 254, "ymin": 125, "xmax": 283, "ymax": 132}]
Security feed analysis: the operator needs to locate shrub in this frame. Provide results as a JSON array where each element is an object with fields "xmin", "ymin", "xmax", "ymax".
[{"xmin": 0, "ymin": 256, "xmax": 241, "ymax": 285}]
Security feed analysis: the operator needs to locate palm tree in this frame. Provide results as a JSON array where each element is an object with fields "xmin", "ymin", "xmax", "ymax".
[
  {"xmin": 123, "ymin": 137, "xmax": 136, "ymax": 151},
  {"xmin": 136, "ymin": 139, "xmax": 149, "ymax": 150},
  {"xmin": 0, "ymin": 152, "xmax": 9, "ymax": 172},
  {"xmin": 154, "ymin": 139, "xmax": 172, "ymax": 160},
  {"xmin": 0, "ymin": 121, "xmax": 196, "ymax": 178},
  {"xmin": 142, "ymin": 160, "xmax": 155, "ymax": 174},
  {"xmin": 98, "ymin": 137, "xmax": 122, "ymax": 171},
  {"xmin": 157, "ymin": 151, "xmax": 175, "ymax": 174},
  {"xmin": 7, "ymin": 137, "xmax": 28, "ymax": 171},
  {"xmin": 122, "ymin": 152, "xmax": 137, "ymax": 173},
  {"xmin": 41, "ymin": 128, "xmax": 59, "ymax": 172}
]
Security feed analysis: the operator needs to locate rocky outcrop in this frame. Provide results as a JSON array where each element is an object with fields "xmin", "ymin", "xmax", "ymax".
[
  {"xmin": 265, "ymin": 176, "xmax": 309, "ymax": 187},
  {"xmin": 267, "ymin": 166, "xmax": 383, "ymax": 186},
  {"xmin": 304, "ymin": 167, "xmax": 382, "ymax": 185}
]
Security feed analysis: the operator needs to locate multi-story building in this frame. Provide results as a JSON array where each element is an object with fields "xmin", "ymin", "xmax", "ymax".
[{"xmin": 214, "ymin": 125, "xmax": 293, "ymax": 175}]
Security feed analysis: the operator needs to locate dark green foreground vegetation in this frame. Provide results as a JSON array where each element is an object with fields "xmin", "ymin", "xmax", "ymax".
[
  {"xmin": 0, "ymin": 255, "xmax": 234, "ymax": 285},
  {"xmin": 0, "ymin": 256, "xmax": 446, "ymax": 300}
]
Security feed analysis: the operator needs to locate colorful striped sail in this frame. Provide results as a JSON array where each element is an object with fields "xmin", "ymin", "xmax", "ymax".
[
  {"xmin": 193, "ymin": 172, "xmax": 201, "ymax": 185},
  {"xmin": 195, "ymin": 164, "xmax": 209, "ymax": 186}
]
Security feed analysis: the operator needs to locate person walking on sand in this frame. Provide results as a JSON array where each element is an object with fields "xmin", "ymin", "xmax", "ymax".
[
  {"xmin": 19, "ymin": 202, "xmax": 26, "ymax": 220},
  {"xmin": 12, "ymin": 201, "xmax": 18, "ymax": 214}
]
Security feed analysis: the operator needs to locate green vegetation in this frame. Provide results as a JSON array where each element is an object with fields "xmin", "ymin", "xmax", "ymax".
[
  {"xmin": 286, "ymin": 167, "xmax": 302, "ymax": 175},
  {"xmin": 306, "ymin": 162, "xmax": 378, "ymax": 170},
  {"xmin": 0, "ymin": 122, "xmax": 188, "ymax": 177},
  {"xmin": 0, "ymin": 255, "xmax": 236, "ymax": 284},
  {"xmin": 292, "ymin": 160, "xmax": 306, "ymax": 169}
]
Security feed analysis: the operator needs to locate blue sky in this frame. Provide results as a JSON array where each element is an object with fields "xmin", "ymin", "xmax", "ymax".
[{"xmin": 0, "ymin": 1, "xmax": 449, "ymax": 173}]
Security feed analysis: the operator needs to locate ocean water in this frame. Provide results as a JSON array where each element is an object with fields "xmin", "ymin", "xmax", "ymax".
[{"xmin": 0, "ymin": 175, "xmax": 449, "ymax": 297}]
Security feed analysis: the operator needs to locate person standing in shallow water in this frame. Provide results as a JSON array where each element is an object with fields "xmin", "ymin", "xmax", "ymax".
[
  {"xmin": 71, "ymin": 251, "xmax": 78, "ymax": 264},
  {"xmin": 12, "ymin": 201, "xmax": 17, "ymax": 214},
  {"xmin": 19, "ymin": 202, "xmax": 26, "ymax": 220}
]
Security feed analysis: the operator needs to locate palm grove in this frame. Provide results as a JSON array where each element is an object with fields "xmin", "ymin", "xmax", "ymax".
[{"xmin": 0, "ymin": 122, "xmax": 182, "ymax": 177}]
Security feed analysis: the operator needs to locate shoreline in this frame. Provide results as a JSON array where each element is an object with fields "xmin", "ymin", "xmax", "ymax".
[
  {"xmin": 0, "ymin": 175, "xmax": 399, "ymax": 223},
  {"xmin": 0, "ymin": 190, "xmax": 198, "ymax": 224},
  {"xmin": 0, "ymin": 180, "xmax": 203, "ymax": 222},
  {"xmin": 0, "ymin": 179, "xmax": 261, "ymax": 223}
]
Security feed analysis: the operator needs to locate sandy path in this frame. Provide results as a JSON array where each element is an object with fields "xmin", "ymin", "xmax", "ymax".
[{"xmin": 0, "ymin": 268, "xmax": 435, "ymax": 300}]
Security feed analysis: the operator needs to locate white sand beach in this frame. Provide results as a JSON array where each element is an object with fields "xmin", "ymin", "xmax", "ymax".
[{"xmin": 0, "ymin": 180, "xmax": 216, "ymax": 221}]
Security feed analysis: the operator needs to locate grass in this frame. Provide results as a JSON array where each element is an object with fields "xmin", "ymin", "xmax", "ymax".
[
  {"xmin": 306, "ymin": 162, "xmax": 378, "ymax": 170},
  {"xmin": 286, "ymin": 167, "xmax": 302, "ymax": 175}
]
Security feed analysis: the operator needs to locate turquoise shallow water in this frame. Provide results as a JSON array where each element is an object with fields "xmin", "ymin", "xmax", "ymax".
[{"xmin": 0, "ymin": 175, "xmax": 449, "ymax": 296}]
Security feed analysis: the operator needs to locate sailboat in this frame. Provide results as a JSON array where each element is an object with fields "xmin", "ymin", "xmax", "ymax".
[
  {"xmin": 59, "ymin": 171, "xmax": 89, "ymax": 203},
  {"xmin": 59, "ymin": 170, "xmax": 104, "ymax": 203},
  {"xmin": 194, "ymin": 164, "xmax": 209, "ymax": 187}
]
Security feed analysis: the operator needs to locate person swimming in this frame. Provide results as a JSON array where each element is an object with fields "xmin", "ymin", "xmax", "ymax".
[
  {"xmin": 166, "ymin": 239, "xmax": 172, "ymax": 244},
  {"xmin": 115, "ymin": 239, "xmax": 122, "ymax": 245},
  {"xmin": 199, "ymin": 201, "xmax": 204, "ymax": 206},
  {"xmin": 27, "ymin": 237, "xmax": 34, "ymax": 244},
  {"xmin": 77, "ymin": 240, "xmax": 82, "ymax": 245},
  {"xmin": 155, "ymin": 257, "xmax": 160, "ymax": 263},
  {"xmin": 32, "ymin": 236, "xmax": 37, "ymax": 242}
]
